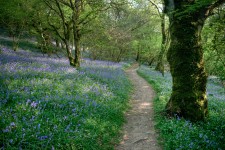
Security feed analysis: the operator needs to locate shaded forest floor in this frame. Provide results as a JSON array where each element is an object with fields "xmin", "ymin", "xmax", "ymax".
[{"xmin": 115, "ymin": 64, "xmax": 161, "ymax": 150}]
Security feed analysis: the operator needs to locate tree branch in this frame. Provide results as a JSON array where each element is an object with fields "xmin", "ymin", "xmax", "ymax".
[
  {"xmin": 78, "ymin": 6, "xmax": 110, "ymax": 25},
  {"xmin": 43, "ymin": 0, "xmax": 61, "ymax": 16},
  {"xmin": 130, "ymin": 19, "xmax": 150, "ymax": 31},
  {"xmin": 205, "ymin": 0, "xmax": 225, "ymax": 17},
  {"xmin": 46, "ymin": 11, "xmax": 64, "ymax": 41},
  {"xmin": 148, "ymin": 0, "xmax": 163, "ymax": 18},
  {"xmin": 57, "ymin": 0, "xmax": 72, "ymax": 7}
]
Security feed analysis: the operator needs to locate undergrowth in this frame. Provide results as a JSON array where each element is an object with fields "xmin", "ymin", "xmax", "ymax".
[
  {"xmin": 0, "ymin": 47, "xmax": 132, "ymax": 149},
  {"xmin": 137, "ymin": 65, "xmax": 225, "ymax": 150}
]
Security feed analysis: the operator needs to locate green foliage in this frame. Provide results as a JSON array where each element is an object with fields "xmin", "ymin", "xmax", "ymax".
[
  {"xmin": 173, "ymin": 0, "xmax": 213, "ymax": 17},
  {"xmin": 83, "ymin": 3, "xmax": 135, "ymax": 62},
  {"xmin": 138, "ymin": 65, "xmax": 225, "ymax": 149},
  {"xmin": 0, "ymin": 0, "xmax": 27, "ymax": 26},
  {"xmin": 0, "ymin": 0, "xmax": 29, "ymax": 51},
  {"xmin": 83, "ymin": 1, "xmax": 162, "ymax": 63},
  {"xmin": 0, "ymin": 0, "xmax": 163, "ymax": 63},
  {"xmin": 202, "ymin": 6, "xmax": 225, "ymax": 82}
]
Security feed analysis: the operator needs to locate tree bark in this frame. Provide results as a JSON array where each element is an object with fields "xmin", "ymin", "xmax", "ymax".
[
  {"xmin": 165, "ymin": 14, "xmax": 208, "ymax": 121},
  {"xmin": 148, "ymin": 0, "xmax": 167, "ymax": 75},
  {"xmin": 64, "ymin": 40, "xmax": 74, "ymax": 66},
  {"xmin": 155, "ymin": 13, "xmax": 166, "ymax": 76},
  {"xmin": 136, "ymin": 45, "xmax": 140, "ymax": 62},
  {"xmin": 74, "ymin": 34, "xmax": 81, "ymax": 67},
  {"xmin": 73, "ymin": 0, "xmax": 82, "ymax": 68},
  {"xmin": 55, "ymin": 39, "xmax": 60, "ymax": 47},
  {"xmin": 12, "ymin": 35, "xmax": 19, "ymax": 51},
  {"xmin": 148, "ymin": 58, "xmax": 155, "ymax": 66},
  {"xmin": 163, "ymin": 0, "xmax": 224, "ymax": 121}
]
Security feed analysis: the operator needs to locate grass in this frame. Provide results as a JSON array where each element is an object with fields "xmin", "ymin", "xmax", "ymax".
[
  {"xmin": 0, "ymin": 47, "xmax": 132, "ymax": 149},
  {"xmin": 137, "ymin": 65, "xmax": 225, "ymax": 150}
]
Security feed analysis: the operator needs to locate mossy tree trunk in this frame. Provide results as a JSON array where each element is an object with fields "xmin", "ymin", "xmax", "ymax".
[
  {"xmin": 166, "ymin": 17, "xmax": 208, "ymax": 121},
  {"xmin": 155, "ymin": 13, "xmax": 166, "ymax": 76},
  {"xmin": 163, "ymin": 0, "xmax": 224, "ymax": 121}
]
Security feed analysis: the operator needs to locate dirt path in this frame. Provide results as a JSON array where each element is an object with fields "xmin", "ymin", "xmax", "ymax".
[{"xmin": 115, "ymin": 64, "xmax": 161, "ymax": 150}]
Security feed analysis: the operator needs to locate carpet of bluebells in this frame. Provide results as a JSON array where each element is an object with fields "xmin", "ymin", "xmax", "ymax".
[
  {"xmin": 0, "ymin": 47, "xmax": 132, "ymax": 149},
  {"xmin": 138, "ymin": 65, "xmax": 225, "ymax": 150}
]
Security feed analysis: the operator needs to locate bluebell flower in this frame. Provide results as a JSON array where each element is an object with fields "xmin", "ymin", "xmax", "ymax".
[
  {"xmin": 72, "ymin": 108, "xmax": 77, "ymax": 113},
  {"xmin": 38, "ymin": 136, "xmax": 48, "ymax": 140},
  {"xmin": 26, "ymin": 99, "xmax": 31, "ymax": 105},
  {"xmin": 31, "ymin": 101, "xmax": 38, "ymax": 108},
  {"xmin": 10, "ymin": 122, "xmax": 16, "ymax": 127},
  {"xmin": 9, "ymin": 139, "xmax": 13, "ymax": 144},
  {"xmin": 3, "ymin": 128, "xmax": 10, "ymax": 133}
]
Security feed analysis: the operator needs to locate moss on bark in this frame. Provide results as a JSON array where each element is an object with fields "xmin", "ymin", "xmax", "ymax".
[{"xmin": 165, "ymin": 15, "xmax": 208, "ymax": 121}]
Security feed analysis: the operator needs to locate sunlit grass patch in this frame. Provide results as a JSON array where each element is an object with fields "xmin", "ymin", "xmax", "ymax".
[
  {"xmin": 0, "ymin": 47, "xmax": 132, "ymax": 149},
  {"xmin": 137, "ymin": 65, "xmax": 225, "ymax": 150}
]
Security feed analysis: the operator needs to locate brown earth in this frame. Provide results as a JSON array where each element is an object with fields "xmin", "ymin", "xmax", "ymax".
[{"xmin": 115, "ymin": 64, "xmax": 161, "ymax": 150}]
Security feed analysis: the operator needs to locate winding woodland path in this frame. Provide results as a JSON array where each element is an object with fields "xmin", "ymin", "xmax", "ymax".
[{"xmin": 115, "ymin": 64, "xmax": 161, "ymax": 150}]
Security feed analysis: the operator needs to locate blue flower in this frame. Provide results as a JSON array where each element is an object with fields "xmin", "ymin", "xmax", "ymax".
[
  {"xmin": 31, "ymin": 101, "xmax": 38, "ymax": 108},
  {"xmin": 3, "ymin": 128, "xmax": 10, "ymax": 133},
  {"xmin": 38, "ymin": 136, "xmax": 48, "ymax": 140},
  {"xmin": 10, "ymin": 122, "xmax": 16, "ymax": 127}
]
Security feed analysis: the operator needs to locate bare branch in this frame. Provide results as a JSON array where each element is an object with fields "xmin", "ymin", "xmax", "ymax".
[
  {"xmin": 57, "ymin": 0, "xmax": 72, "ymax": 7},
  {"xmin": 78, "ymin": 6, "xmax": 110, "ymax": 25},
  {"xmin": 43, "ymin": 0, "xmax": 61, "ymax": 16},
  {"xmin": 47, "ymin": 12, "xmax": 64, "ymax": 41},
  {"xmin": 205, "ymin": 0, "xmax": 225, "ymax": 17},
  {"xmin": 148, "ymin": 0, "xmax": 163, "ymax": 18},
  {"xmin": 130, "ymin": 19, "xmax": 150, "ymax": 32}
]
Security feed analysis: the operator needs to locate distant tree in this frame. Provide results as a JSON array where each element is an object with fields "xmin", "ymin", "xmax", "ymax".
[
  {"xmin": 24, "ymin": 0, "xmax": 56, "ymax": 56},
  {"xmin": 43, "ymin": 0, "xmax": 113, "ymax": 67},
  {"xmin": 0, "ymin": 0, "xmax": 27, "ymax": 51},
  {"xmin": 148, "ymin": 0, "xmax": 169, "ymax": 76},
  {"xmin": 83, "ymin": 1, "xmax": 138, "ymax": 62},
  {"xmin": 131, "ymin": 1, "xmax": 161, "ymax": 65},
  {"xmin": 164, "ymin": 0, "xmax": 224, "ymax": 121}
]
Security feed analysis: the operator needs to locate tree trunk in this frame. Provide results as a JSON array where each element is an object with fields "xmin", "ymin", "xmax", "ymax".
[
  {"xmin": 166, "ymin": 16, "xmax": 208, "ymax": 121},
  {"xmin": 155, "ymin": 13, "xmax": 166, "ymax": 76},
  {"xmin": 163, "ymin": 0, "xmax": 225, "ymax": 121},
  {"xmin": 12, "ymin": 35, "xmax": 19, "ymax": 51},
  {"xmin": 56, "ymin": 39, "xmax": 60, "ymax": 47},
  {"xmin": 61, "ymin": 41, "xmax": 65, "ymax": 49},
  {"xmin": 148, "ymin": 58, "xmax": 155, "ymax": 66},
  {"xmin": 136, "ymin": 46, "xmax": 140, "ymax": 62},
  {"xmin": 64, "ymin": 40, "xmax": 74, "ymax": 66},
  {"xmin": 73, "ymin": 0, "xmax": 81, "ymax": 68},
  {"xmin": 74, "ymin": 35, "xmax": 81, "ymax": 67}
]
